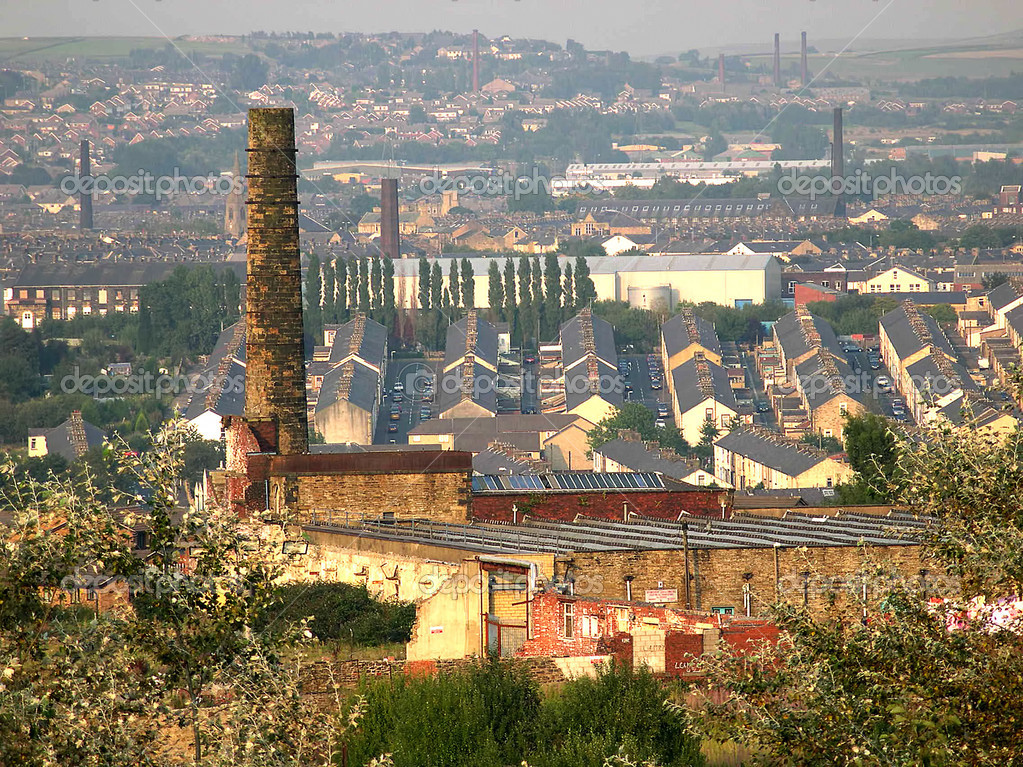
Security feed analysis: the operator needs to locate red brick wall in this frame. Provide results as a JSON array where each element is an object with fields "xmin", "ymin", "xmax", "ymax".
[
  {"xmin": 471, "ymin": 488, "xmax": 730, "ymax": 523},
  {"xmin": 794, "ymin": 283, "xmax": 838, "ymax": 308},
  {"xmin": 664, "ymin": 632, "xmax": 705, "ymax": 678}
]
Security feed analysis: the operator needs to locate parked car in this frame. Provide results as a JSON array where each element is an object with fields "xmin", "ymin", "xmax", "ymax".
[
  {"xmin": 756, "ymin": 401, "xmax": 770, "ymax": 413},
  {"xmin": 387, "ymin": 423, "xmax": 398, "ymax": 433},
  {"xmin": 392, "ymin": 381, "xmax": 404, "ymax": 392},
  {"xmin": 657, "ymin": 404, "xmax": 670, "ymax": 417},
  {"xmin": 654, "ymin": 419, "xmax": 667, "ymax": 429},
  {"xmin": 523, "ymin": 353, "xmax": 538, "ymax": 364},
  {"xmin": 393, "ymin": 392, "xmax": 404, "ymax": 403},
  {"xmin": 650, "ymin": 379, "xmax": 662, "ymax": 390}
]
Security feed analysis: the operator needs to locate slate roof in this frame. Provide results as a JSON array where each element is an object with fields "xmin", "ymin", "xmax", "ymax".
[
  {"xmin": 327, "ymin": 316, "xmax": 387, "ymax": 368},
  {"xmin": 879, "ymin": 303, "xmax": 955, "ymax": 361},
  {"xmin": 29, "ymin": 414, "xmax": 106, "ymax": 463},
  {"xmin": 671, "ymin": 357, "xmax": 738, "ymax": 414},
  {"xmin": 661, "ymin": 312, "xmax": 721, "ymax": 362},
  {"xmin": 773, "ymin": 310, "xmax": 843, "ymax": 362},
  {"xmin": 315, "ymin": 358, "xmax": 379, "ymax": 414},
  {"xmin": 715, "ymin": 428, "xmax": 835, "ymax": 478},
  {"xmin": 594, "ymin": 438, "xmax": 698, "ymax": 481},
  {"xmin": 987, "ymin": 280, "xmax": 1022, "ymax": 312}
]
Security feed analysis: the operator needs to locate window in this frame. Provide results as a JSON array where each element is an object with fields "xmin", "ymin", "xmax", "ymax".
[
  {"xmin": 824, "ymin": 429, "xmax": 833, "ymax": 437},
  {"xmin": 711, "ymin": 606, "xmax": 734, "ymax": 615},
  {"xmin": 563, "ymin": 602, "xmax": 574, "ymax": 638},
  {"xmin": 839, "ymin": 402, "xmax": 847, "ymax": 415},
  {"xmin": 826, "ymin": 477, "xmax": 834, "ymax": 488},
  {"xmin": 822, "ymin": 281, "xmax": 830, "ymax": 288},
  {"xmin": 706, "ymin": 407, "xmax": 714, "ymax": 419},
  {"xmin": 696, "ymin": 474, "xmax": 706, "ymax": 485}
]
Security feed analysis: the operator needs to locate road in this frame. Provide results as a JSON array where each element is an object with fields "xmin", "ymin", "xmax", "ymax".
[
  {"xmin": 740, "ymin": 351, "xmax": 777, "ymax": 428},
  {"xmin": 373, "ymin": 357, "xmax": 440, "ymax": 445},
  {"xmin": 621, "ymin": 354, "xmax": 671, "ymax": 423},
  {"xmin": 521, "ymin": 360, "xmax": 539, "ymax": 414}
]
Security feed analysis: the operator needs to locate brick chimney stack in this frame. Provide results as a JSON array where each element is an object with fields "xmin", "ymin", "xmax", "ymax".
[
  {"xmin": 379, "ymin": 177, "xmax": 400, "ymax": 259},
  {"xmin": 79, "ymin": 139, "xmax": 93, "ymax": 231},
  {"xmin": 773, "ymin": 33, "xmax": 781, "ymax": 87},
  {"xmin": 832, "ymin": 107, "xmax": 846, "ymax": 218},
  {"xmin": 801, "ymin": 31, "xmax": 808, "ymax": 86},
  {"xmin": 472, "ymin": 29, "xmax": 481, "ymax": 93},
  {"xmin": 244, "ymin": 108, "xmax": 308, "ymax": 455}
]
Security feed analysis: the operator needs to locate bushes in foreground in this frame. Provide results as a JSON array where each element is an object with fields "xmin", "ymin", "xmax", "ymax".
[{"xmin": 342, "ymin": 658, "xmax": 703, "ymax": 767}]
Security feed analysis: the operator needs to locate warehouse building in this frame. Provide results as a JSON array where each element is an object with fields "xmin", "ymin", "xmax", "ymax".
[{"xmin": 383, "ymin": 254, "xmax": 781, "ymax": 310}]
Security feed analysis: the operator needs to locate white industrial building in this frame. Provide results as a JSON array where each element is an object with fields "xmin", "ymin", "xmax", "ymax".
[{"xmin": 383, "ymin": 254, "xmax": 780, "ymax": 311}]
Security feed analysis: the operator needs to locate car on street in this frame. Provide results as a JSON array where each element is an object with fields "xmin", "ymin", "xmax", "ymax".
[
  {"xmin": 387, "ymin": 423, "xmax": 398, "ymax": 433},
  {"xmin": 657, "ymin": 404, "xmax": 670, "ymax": 418},
  {"xmin": 393, "ymin": 392, "xmax": 404, "ymax": 403},
  {"xmin": 393, "ymin": 381, "xmax": 404, "ymax": 392},
  {"xmin": 756, "ymin": 401, "xmax": 770, "ymax": 413},
  {"xmin": 650, "ymin": 379, "xmax": 662, "ymax": 390},
  {"xmin": 523, "ymin": 353, "xmax": 538, "ymax": 364},
  {"xmin": 654, "ymin": 419, "xmax": 666, "ymax": 429}
]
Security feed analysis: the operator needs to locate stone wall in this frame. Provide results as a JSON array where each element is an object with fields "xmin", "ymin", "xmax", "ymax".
[{"xmin": 569, "ymin": 543, "xmax": 939, "ymax": 618}]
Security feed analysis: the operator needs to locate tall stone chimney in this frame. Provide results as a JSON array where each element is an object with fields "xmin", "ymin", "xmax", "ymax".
[
  {"xmin": 379, "ymin": 177, "xmax": 400, "ymax": 259},
  {"xmin": 79, "ymin": 139, "xmax": 93, "ymax": 231},
  {"xmin": 718, "ymin": 53, "xmax": 725, "ymax": 88},
  {"xmin": 773, "ymin": 33, "xmax": 781, "ymax": 87},
  {"xmin": 801, "ymin": 32, "xmax": 808, "ymax": 86},
  {"xmin": 832, "ymin": 107, "xmax": 846, "ymax": 218},
  {"xmin": 472, "ymin": 29, "xmax": 480, "ymax": 92},
  {"xmin": 244, "ymin": 108, "xmax": 308, "ymax": 455},
  {"xmin": 224, "ymin": 150, "xmax": 246, "ymax": 238}
]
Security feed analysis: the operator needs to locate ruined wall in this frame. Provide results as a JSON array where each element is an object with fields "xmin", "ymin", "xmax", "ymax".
[{"xmin": 471, "ymin": 488, "xmax": 729, "ymax": 523}]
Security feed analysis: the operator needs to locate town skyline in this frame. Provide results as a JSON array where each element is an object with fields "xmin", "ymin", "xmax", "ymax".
[{"xmin": 6, "ymin": 0, "xmax": 1023, "ymax": 56}]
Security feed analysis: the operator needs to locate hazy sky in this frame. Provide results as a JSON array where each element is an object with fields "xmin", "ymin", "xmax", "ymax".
[{"xmin": 5, "ymin": 0, "xmax": 1023, "ymax": 56}]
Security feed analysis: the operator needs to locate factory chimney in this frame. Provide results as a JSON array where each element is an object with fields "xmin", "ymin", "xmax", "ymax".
[
  {"xmin": 832, "ymin": 107, "xmax": 846, "ymax": 217},
  {"xmin": 79, "ymin": 139, "xmax": 93, "ymax": 231},
  {"xmin": 773, "ymin": 33, "xmax": 781, "ymax": 87},
  {"xmin": 472, "ymin": 29, "xmax": 480, "ymax": 92},
  {"xmin": 801, "ymin": 32, "xmax": 808, "ymax": 86},
  {"xmin": 718, "ymin": 53, "xmax": 725, "ymax": 88},
  {"xmin": 380, "ymin": 177, "xmax": 400, "ymax": 259},
  {"xmin": 224, "ymin": 151, "xmax": 246, "ymax": 238},
  {"xmin": 243, "ymin": 108, "xmax": 308, "ymax": 455}
]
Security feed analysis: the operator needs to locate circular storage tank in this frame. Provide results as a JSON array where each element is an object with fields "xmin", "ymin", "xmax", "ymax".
[{"xmin": 627, "ymin": 285, "xmax": 672, "ymax": 312}]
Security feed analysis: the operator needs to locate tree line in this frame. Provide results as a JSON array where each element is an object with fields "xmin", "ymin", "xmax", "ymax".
[{"xmin": 304, "ymin": 254, "xmax": 597, "ymax": 351}]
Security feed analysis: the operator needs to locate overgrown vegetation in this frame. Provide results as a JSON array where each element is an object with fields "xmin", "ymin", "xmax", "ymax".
[{"xmin": 343, "ymin": 659, "xmax": 703, "ymax": 767}]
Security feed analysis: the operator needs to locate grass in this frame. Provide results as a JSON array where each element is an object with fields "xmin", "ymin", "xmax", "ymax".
[{"xmin": 0, "ymin": 36, "xmax": 253, "ymax": 64}]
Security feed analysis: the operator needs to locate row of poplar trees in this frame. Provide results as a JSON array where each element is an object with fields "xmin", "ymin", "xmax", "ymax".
[{"xmin": 304, "ymin": 253, "xmax": 596, "ymax": 351}]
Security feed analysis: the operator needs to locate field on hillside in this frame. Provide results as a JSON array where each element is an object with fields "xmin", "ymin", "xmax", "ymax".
[{"xmin": 0, "ymin": 36, "xmax": 253, "ymax": 64}]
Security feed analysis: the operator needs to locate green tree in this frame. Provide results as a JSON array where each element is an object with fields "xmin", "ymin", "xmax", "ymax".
[
  {"xmin": 358, "ymin": 257, "xmax": 370, "ymax": 312},
  {"xmin": 460, "ymin": 258, "xmax": 475, "ymax": 310},
  {"xmin": 574, "ymin": 255, "xmax": 596, "ymax": 309},
  {"xmin": 322, "ymin": 258, "xmax": 338, "ymax": 324},
  {"xmin": 562, "ymin": 262, "xmax": 575, "ymax": 314},
  {"xmin": 418, "ymin": 256, "xmax": 431, "ymax": 310},
  {"xmin": 487, "ymin": 260, "xmax": 502, "ymax": 320},
  {"xmin": 693, "ymin": 420, "xmax": 1023, "ymax": 766},
  {"xmin": 837, "ymin": 411, "xmax": 902, "ymax": 502},
  {"xmin": 304, "ymin": 253, "xmax": 323, "ymax": 341},
  {"xmin": 543, "ymin": 253, "xmax": 562, "ymax": 338}
]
